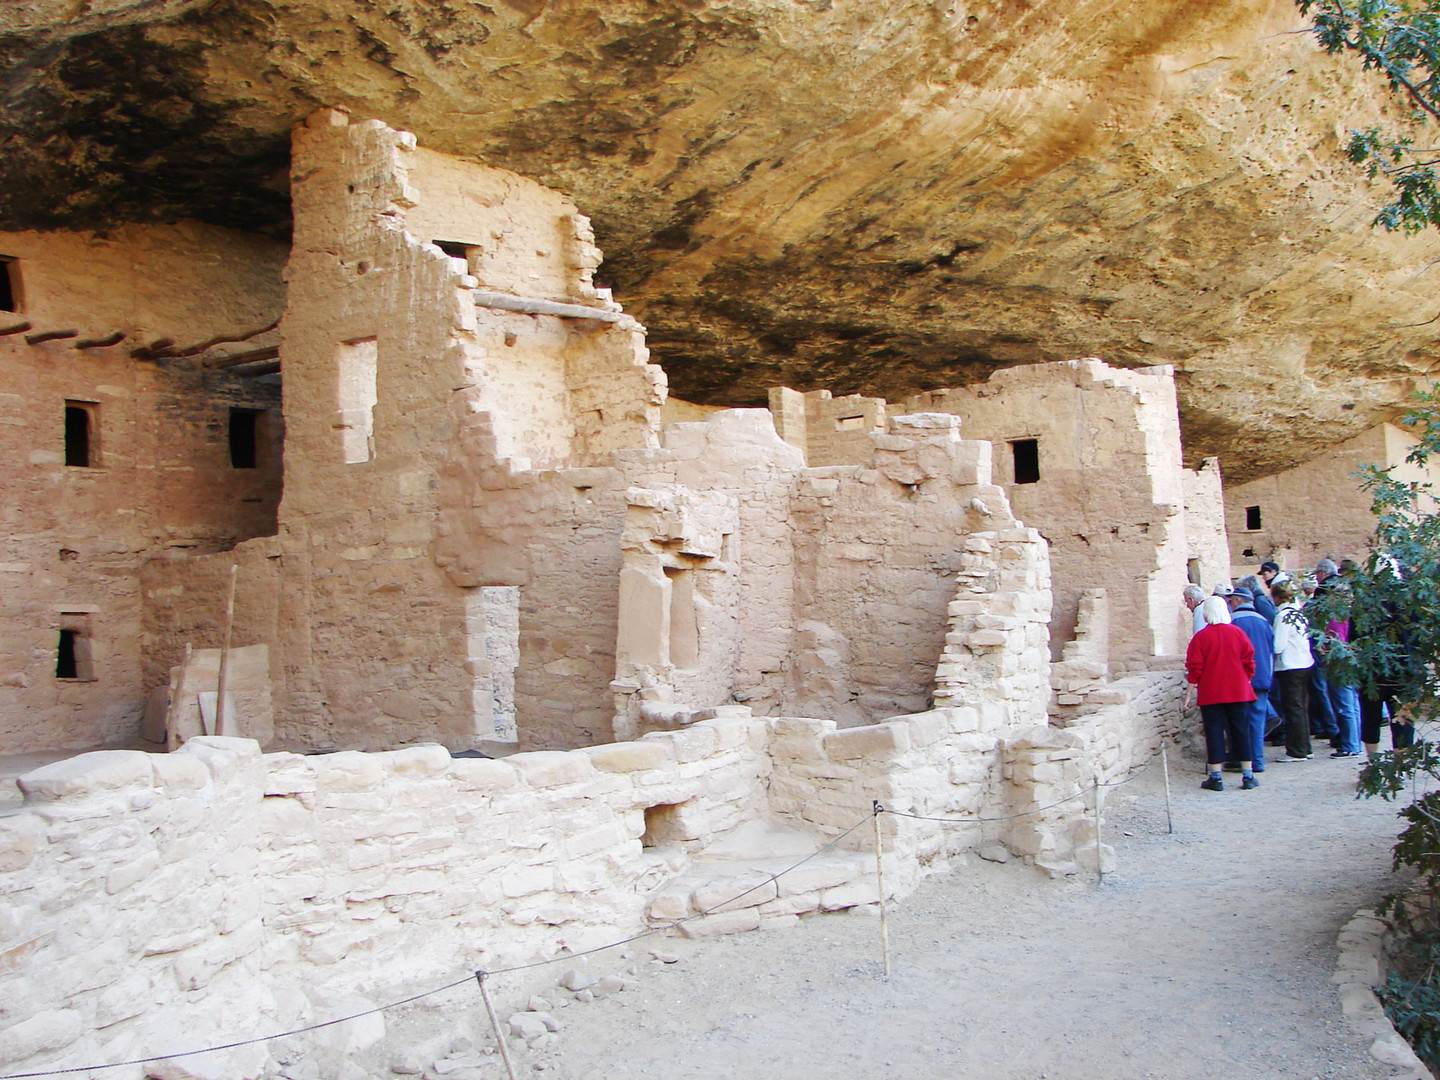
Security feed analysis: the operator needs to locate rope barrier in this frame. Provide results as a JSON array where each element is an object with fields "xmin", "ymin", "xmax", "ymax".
[
  {"xmin": 0, "ymin": 817, "xmax": 874, "ymax": 1079},
  {"xmin": 0, "ymin": 761, "xmax": 1161, "ymax": 1077}
]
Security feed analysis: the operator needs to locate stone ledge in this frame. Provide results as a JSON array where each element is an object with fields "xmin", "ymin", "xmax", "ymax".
[{"xmin": 1334, "ymin": 906, "xmax": 1433, "ymax": 1079}]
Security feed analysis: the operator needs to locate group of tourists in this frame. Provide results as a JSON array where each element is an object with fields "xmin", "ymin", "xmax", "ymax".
[{"xmin": 1180, "ymin": 559, "xmax": 1418, "ymax": 792}]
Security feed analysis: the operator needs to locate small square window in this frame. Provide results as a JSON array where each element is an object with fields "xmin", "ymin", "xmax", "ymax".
[
  {"xmin": 64, "ymin": 401, "xmax": 98, "ymax": 467},
  {"xmin": 1011, "ymin": 438, "xmax": 1040, "ymax": 485},
  {"xmin": 1245, "ymin": 505, "xmax": 1262, "ymax": 531}
]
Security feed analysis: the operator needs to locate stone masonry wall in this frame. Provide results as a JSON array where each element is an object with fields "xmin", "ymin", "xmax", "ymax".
[
  {"xmin": 899, "ymin": 359, "xmax": 1195, "ymax": 666},
  {"xmin": 144, "ymin": 111, "xmax": 665, "ymax": 752},
  {"xmin": 1224, "ymin": 422, "xmax": 1440, "ymax": 573},
  {"xmin": 0, "ymin": 222, "xmax": 287, "ymax": 754}
]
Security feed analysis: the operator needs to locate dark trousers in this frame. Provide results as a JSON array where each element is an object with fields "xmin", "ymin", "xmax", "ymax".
[
  {"xmin": 1275, "ymin": 667, "xmax": 1312, "ymax": 759},
  {"xmin": 1202, "ymin": 701, "xmax": 1252, "ymax": 767},
  {"xmin": 1309, "ymin": 666, "xmax": 1337, "ymax": 737},
  {"xmin": 1361, "ymin": 695, "xmax": 1417, "ymax": 750}
]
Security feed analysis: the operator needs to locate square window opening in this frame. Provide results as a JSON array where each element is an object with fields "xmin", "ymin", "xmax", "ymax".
[
  {"xmin": 1011, "ymin": 438, "xmax": 1040, "ymax": 484},
  {"xmin": 64, "ymin": 402, "xmax": 97, "ymax": 467},
  {"xmin": 229, "ymin": 408, "xmax": 262, "ymax": 469},
  {"xmin": 1245, "ymin": 505, "xmax": 1262, "ymax": 531},
  {"xmin": 642, "ymin": 802, "xmax": 690, "ymax": 847}
]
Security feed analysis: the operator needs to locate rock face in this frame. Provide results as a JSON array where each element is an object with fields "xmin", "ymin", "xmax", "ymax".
[{"xmin": 3, "ymin": 0, "xmax": 1439, "ymax": 480}]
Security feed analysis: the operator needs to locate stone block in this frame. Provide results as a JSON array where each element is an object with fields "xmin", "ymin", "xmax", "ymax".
[
  {"xmin": 580, "ymin": 741, "xmax": 673, "ymax": 773},
  {"xmin": 449, "ymin": 758, "xmax": 519, "ymax": 792},
  {"xmin": 692, "ymin": 874, "xmax": 778, "ymax": 913},
  {"xmin": 19, "ymin": 751, "xmax": 155, "ymax": 801},
  {"xmin": 819, "ymin": 878, "xmax": 880, "ymax": 910},
  {"xmin": 0, "ymin": 816, "xmax": 42, "ymax": 872},
  {"xmin": 902, "ymin": 710, "xmax": 951, "ymax": 748},
  {"xmin": 822, "ymin": 722, "xmax": 911, "ymax": 761},
  {"xmin": 151, "ymin": 755, "xmax": 211, "ymax": 792},
  {"xmin": 678, "ymin": 908, "xmax": 761, "ymax": 938},
  {"xmin": 380, "ymin": 745, "xmax": 453, "ymax": 777},
  {"xmin": 647, "ymin": 888, "xmax": 692, "ymax": 921},
  {"xmin": 511, "ymin": 750, "xmax": 597, "ymax": 788},
  {"xmin": 312, "ymin": 751, "xmax": 386, "ymax": 791},
  {"xmin": 4, "ymin": 1009, "xmax": 83, "ymax": 1062}
]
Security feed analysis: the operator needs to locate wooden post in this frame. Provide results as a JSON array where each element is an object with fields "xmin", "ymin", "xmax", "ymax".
[
  {"xmin": 873, "ymin": 801, "xmax": 891, "ymax": 980},
  {"xmin": 1161, "ymin": 742, "xmax": 1174, "ymax": 835},
  {"xmin": 214, "ymin": 564, "xmax": 239, "ymax": 737},
  {"xmin": 476, "ymin": 972, "xmax": 519, "ymax": 1080}
]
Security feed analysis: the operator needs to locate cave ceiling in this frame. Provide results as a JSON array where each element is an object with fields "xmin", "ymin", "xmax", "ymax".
[{"xmin": 4, "ymin": 0, "xmax": 1439, "ymax": 482}]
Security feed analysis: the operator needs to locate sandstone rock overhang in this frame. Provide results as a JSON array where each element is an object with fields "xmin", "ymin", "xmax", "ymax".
[{"xmin": 4, "ymin": 0, "xmax": 1439, "ymax": 483}]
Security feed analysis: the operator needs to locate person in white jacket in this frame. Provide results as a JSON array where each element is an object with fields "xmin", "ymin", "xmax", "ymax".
[{"xmin": 1271, "ymin": 579, "xmax": 1316, "ymax": 761}]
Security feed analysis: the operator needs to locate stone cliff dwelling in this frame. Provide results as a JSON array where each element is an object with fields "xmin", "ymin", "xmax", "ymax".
[
  {"xmin": 0, "ymin": 111, "xmax": 1241, "ymax": 1076},
  {"xmin": 1223, "ymin": 421, "xmax": 1440, "ymax": 572}
]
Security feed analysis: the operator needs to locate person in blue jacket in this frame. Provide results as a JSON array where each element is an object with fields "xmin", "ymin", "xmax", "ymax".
[{"xmin": 1217, "ymin": 583, "xmax": 1275, "ymax": 771}]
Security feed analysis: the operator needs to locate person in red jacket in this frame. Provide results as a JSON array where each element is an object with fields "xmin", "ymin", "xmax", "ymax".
[{"xmin": 1184, "ymin": 595, "xmax": 1259, "ymax": 791}]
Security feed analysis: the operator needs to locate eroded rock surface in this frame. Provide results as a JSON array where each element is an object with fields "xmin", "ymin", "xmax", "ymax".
[{"xmin": 3, "ymin": 0, "xmax": 1438, "ymax": 479}]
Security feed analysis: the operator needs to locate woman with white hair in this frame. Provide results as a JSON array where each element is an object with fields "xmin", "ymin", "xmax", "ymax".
[{"xmin": 1185, "ymin": 596, "xmax": 1259, "ymax": 790}]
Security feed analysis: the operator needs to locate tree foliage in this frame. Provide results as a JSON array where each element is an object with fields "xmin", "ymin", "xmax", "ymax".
[
  {"xmin": 1299, "ymin": 0, "xmax": 1440, "ymax": 232},
  {"xmin": 1303, "ymin": 390, "xmax": 1440, "ymax": 704}
]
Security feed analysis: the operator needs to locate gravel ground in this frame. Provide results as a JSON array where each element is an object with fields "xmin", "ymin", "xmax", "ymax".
[{"xmin": 497, "ymin": 746, "xmax": 1419, "ymax": 1080}]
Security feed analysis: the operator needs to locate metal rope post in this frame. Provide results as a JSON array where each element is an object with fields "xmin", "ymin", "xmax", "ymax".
[{"xmin": 1092, "ymin": 780, "xmax": 1103, "ymax": 886}]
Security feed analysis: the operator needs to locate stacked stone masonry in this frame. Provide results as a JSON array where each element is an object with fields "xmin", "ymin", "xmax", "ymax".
[{"xmin": 0, "ymin": 112, "xmax": 1199, "ymax": 1077}]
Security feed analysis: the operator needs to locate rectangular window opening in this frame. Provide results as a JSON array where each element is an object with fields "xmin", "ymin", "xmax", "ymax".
[
  {"xmin": 229, "ymin": 408, "xmax": 261, "ymax": 469},
  {"xmin": 1187, "ymin": 558, "xmax": 1202, "ymax": 586},
  {"xmin": 1245, "ymin": 505, "xmax": 1262, "ymax": 531},
  {"xmin": 64, "ymin": 402, "xmax": 96, "ymax": 467},
  {"xmin": 0, "ymin": 257, "xmax": 17, "ymax": 313},
  {"xmin": 56, "ymin": 614, "xmax": 94, "ymax": 680},
  {"xmin": 335, "ymin": 338, "xmax": 378, "ymax": 464},
  {"xmin": 1011, "ymin": 438, "xmax": 1040, "ymax": 485}
]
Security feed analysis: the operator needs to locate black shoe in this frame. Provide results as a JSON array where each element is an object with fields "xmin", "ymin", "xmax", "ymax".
[
  {"xmin": 1201, "ymin": 776, "xmax": 1224, "ymax": 791},
  {"xmin": 1331, "ymin": 750, "xmax": 1359, "ymax": 758},
  {"xmin": 1241, "ymin": 774, "xmax": 1259, "ymax": 789},
  {"xmin": 1222, "ymin": 762, "xmax": 1242, "ymax": 773}
]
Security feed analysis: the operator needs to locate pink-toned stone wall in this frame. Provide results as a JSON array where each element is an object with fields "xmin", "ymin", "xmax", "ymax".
[
  {"xmin": 0, "ymin": 223, "xmax": 287, "ymax": 753},
  {"xmin": 897, "ymin": 360, "xmax": 1194, "ymax": 665},
  {"xmin": 1223, "ymin": 423, "xmax": 1440, "ymax": 573}
]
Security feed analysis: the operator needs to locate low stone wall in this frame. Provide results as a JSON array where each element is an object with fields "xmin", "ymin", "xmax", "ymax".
[{"xmin": 0, "ymin": 687, "xmax": 1177, "ymax": 1077}]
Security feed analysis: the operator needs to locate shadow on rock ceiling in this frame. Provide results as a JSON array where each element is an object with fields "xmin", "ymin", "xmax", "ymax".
[{"xmin": 3, "ymin": 0, "xmax": 1439, "ymax": 482}]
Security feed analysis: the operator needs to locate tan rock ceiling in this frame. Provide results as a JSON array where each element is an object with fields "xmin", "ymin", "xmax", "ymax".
[{"xmin": 4, "ymin": 0, "xmax": 1439, "ymax": 482}]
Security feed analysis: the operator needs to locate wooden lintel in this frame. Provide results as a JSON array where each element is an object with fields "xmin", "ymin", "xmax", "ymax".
[
  {"xmin": 235, "ymin": 359, "xmax": 281, "ymax": 377},
  {"xmin": 25, "ymin": 329, "xmax": 78, "ymax": 346},
  {"xmin": 213, "ymin": 345, "xmax": 280, "ymax": 369},
  {"xmin": 75, "ymin": 331, "xmax": 127, "ymax": 350},
  {"xmin": 0, "ymin": 321, "xmax": 32, "ymax": 337}
]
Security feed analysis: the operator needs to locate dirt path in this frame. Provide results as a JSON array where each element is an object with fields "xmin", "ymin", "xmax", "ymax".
[{"xmin": 522, "ymin": 749, "xmax": 1416, "ymax": 1080}]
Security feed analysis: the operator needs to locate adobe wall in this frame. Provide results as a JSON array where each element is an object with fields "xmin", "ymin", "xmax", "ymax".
[
  {"xmin": 142, "ymin": 111, "xmax": 665, "ymax": 751},
  {"xmin": 0, "ymin": 224, "xmax": 287, "ymax": 754},
  {"xmin": 1182, "ymin": 456, "xmax": 1231, "ymax": 595},
  {"xmin": 1224, "ymin": 423, "xmax": 1440, "ymax": 572},
  {"xmin": 605, "ymin": 410, "xmax": 1034, "ymax": 735},
  {"xmin": 896, "ymin": 360, "xmax": 1196, "ymax": 665}
]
